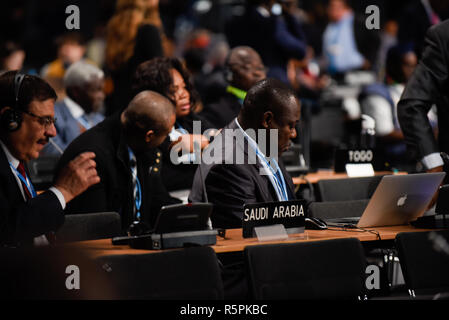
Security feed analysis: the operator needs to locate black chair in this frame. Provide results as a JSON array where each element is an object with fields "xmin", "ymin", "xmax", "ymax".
[
  {"xmin": 317, "ymin": 175, "xmax": 383, "ymax": 202},
  {"xmin": 96, "ymin": 246, "xmax": 224, "ymax": 299},
  {"xmin": 56, "ymin": 212, "xmax": 122, "ymax": 242},
  {"xmin": 244, "ymin": 238, "xmax": 367, "ymax": 299},
  {"xmin": 308, "ymin": 199, "xmax": 369, "ymax": 219},
  {"xmin": 0, "ymin": 246, "xmax": 118, "ymax": 299},
  {"xmin": 395, "ymin": 231, "xmax": 449, "ymax": 298}
]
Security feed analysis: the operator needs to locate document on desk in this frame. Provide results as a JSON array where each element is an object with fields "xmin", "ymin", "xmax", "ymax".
[{"xmin": 345, "ymin": 163, "xmax": 375, "ymax": 177}]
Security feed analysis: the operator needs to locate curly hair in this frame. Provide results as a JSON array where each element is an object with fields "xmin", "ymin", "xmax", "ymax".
[
  {"xmin": 132, "ymin": 57, "xmax": 199, "ymax": 112},
  {"xmin": 105, "ymin": 0, "xmax": 163, "ymax": 71}
]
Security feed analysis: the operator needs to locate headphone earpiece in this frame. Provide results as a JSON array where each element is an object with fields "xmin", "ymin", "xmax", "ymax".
[
  {"xmin": 0, "ymin": 72, "xmax": 25, "ymax": 132},
  {"xmin": 0, "ymin": 108, "xmax": 22, "ymax": 132}
]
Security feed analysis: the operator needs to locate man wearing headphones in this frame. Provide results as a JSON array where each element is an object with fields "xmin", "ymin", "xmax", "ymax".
[
  {"xmin": 200, "ymin": 46, "xmax": 267, "ymax": 129},
  {"xmin": 0, "ymin": 71, "xmax": 100, "ymax": 246}
]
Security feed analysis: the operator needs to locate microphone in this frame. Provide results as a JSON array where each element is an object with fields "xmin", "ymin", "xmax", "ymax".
[
  {"xmin": 193, "ymin": 139, "xmax": 208, "ymax": 203},
  {"xmin": 193, "ymin": 139, "xmax": 215, "ymax": 231},
  {"xmin": 48, "ymin": 138, "xmax": 64, "ymax": 155}
]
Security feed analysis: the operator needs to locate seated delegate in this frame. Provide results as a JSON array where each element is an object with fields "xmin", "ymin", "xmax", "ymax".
[{"xmin": 189, "ymin": 78, "xmax": 300, "ymax": 229}]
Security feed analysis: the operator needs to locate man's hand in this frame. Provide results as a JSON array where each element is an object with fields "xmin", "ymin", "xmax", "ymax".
[
  {"xmin": 169, "ymin": 134, "xmax": 210, "ymax": 153},
  {"xmin": 54, "ymin": 152, "xmax": 100, "ymax": 203}
]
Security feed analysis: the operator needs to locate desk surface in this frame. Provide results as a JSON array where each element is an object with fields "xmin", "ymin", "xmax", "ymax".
[
  {"xmin": 292, "ymin": 170, "xmax": 407, "ymax": 185},
  {"xmin": 65, "ymin": 225, "xmax": 431, "ymax": 258}
]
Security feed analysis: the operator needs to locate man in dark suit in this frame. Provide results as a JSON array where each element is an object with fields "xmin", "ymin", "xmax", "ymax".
[
  {"xmin": 189, "ymin": 78, "xmax": 300, "ymax": 229},
  {"xmin": 0, "ymin": 71, "xmax": 100, "ymax": 246},
  {"xmin": 200, "ymin": 46, "xmax": 267, "ymax": 129},
  {"xmin": 397, "ymin": 19, "xmax": 449, "ymax": 175},
  {"xmin": 56, "ymin": 90, "xmax": 181, "ymax": 233}
]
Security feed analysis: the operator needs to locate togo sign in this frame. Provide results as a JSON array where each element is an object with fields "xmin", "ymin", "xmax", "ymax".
[
  {"xmin": 334, "ymin": 148, "xmax": 375, "ymax": 172},
  {"xmin": 242, "ymin": 200, "xmax": 306, "ymax": 238}
]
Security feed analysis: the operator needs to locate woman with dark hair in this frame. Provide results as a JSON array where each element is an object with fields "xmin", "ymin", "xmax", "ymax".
[{"xmin": 133, "ymin": 57, "xmax": 215, "ymax": 191}]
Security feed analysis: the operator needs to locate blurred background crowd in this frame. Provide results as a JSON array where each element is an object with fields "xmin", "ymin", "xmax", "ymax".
[{"xmin": 1, "ymin": 0, "xmax": 448, "ymax": 176}]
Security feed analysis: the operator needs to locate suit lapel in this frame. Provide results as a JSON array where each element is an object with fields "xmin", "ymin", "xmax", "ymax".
[{"xmin": 0, "ymin": 145, "xmax": 26, "ymax": 203}]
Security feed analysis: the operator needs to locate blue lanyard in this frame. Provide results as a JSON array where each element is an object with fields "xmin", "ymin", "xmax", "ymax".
[
  {"xmin": 176, "ymin": 122, "xmax": 189, "ymax": 134},
  {"xmin": 128, "ymin": 148, "xmax": 142, "ymax": 220},
  {"xmin": 9, "ymin": 162, "xmax": 37, "ymax": 198},
  {"xmin": 77, "ymin": 115, "xmax": 91, "ymax": 130},
  {"xmin": 236, "ymin": 119, "xmax": 289, "ymax": 201},
  {"xmin": 256, "ymin": 151, "xmax": 289, "ymax": 201}
]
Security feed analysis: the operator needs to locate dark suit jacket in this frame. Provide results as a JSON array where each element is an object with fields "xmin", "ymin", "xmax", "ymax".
[
  {"xmin": 397, "ymin": 0, "xmax": 432, "ymax": 57},
  {"xmin": 56, "ymin": 113, "xmax": 180, "ymax": 231},
  {"xmin": 398, "ymin": 20, "xmax": 449, "ymax": 162},
  {"xmin": 0, "ymin": 145, "xmax": 64, "ymax": 246},
  {"xmin": 199, "ymin": 92, "xmax": 242, "ymax": 130},
  {"xmin": 189, "ymin": 120, "xmax": 296, "ymax": 229}
]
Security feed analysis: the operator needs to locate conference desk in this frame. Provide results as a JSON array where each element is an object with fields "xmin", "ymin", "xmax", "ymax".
[
  {"xmin": 65, "ymin": 225, "xmax": 432, "ymax": 258},
  {"xmin": 292, "ymin": 170, "xmax": 407, "ymax": 185}
]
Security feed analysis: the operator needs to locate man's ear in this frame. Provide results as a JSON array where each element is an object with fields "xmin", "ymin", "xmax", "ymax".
[
  {"xmin": 145, "ymin": 129, "xmax": 155, "ymax": 143},
  {"xmin": 262, "ymin": 111, "xmax": 274, "ymax": 129}
]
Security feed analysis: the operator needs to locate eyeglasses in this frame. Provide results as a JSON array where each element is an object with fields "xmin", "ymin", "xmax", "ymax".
[{"xmin": 22, "ymin": 110, "xmax": 57, "ymax": 129}]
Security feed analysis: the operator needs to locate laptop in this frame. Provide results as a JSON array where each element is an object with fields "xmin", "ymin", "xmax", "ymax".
[{"xmin": 328, "ymin": 172, "xmax": 446, "ymax": 228}]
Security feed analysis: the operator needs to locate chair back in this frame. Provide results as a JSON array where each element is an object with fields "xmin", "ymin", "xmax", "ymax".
[
  {"xmin": 96, "ymin": 246, "xmax": 224, "ymax": 299},
  {"xmin": 245, "ymin": 238, "xmax": 367, "ymax": 299},
  {"xmin": 56, "ymin": 212, "xmax": 122, "ymax": 242}
]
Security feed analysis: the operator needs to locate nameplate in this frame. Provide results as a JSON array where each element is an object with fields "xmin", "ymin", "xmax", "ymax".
[
  {"xmin": 345, "ymin": 163, "xmax": 375, "ymax": 177},
  {"xmin": 242, "ymin": 200, "xmax": 306, "ymax": 238},
  {"xmin": 334, "ymin": 148, "xmax": 375, "ymax": 172}
]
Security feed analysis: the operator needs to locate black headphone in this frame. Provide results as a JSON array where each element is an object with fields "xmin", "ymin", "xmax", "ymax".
[{"xmin": 0, "ymin": 72, "xmax": 25, "ymax": 132}]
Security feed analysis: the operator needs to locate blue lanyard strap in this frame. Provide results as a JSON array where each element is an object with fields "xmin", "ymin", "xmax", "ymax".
[
  {"xmin": 256, "ymin": 151, "xmax": 289, "ymax": 201},
  {"xmin": 128, "ymin": 148, "xmax": 142, "ymax": 220},
  {"xmin": 77, "ymin": 115, "xmax": 91, "ymax": 130},
  {"xmin": 9, "ymin": 162, "xmax": 37, "ymax": 198},
  {"xmin": 175, "ymin": 122, "xmax": 189, "ymax": 134},
  {"xmin": 235, "ymin": 118, "xmax": 289, "ymax": 201}
]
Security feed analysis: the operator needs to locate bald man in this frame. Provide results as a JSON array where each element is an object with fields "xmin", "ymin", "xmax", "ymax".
[
  {"xmin": 190, "ymin": 78, "xmax": 300, "ymax": 229},
  {"xmin": 56, "ymin": 91, "xmax": 181, "ymax": 232},
  {"xmin": 200, "ymin": 46, "xmax": 266, "ymax": 129}
]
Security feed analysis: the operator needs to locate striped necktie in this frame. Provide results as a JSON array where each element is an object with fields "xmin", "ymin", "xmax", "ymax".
[{"xmin": 17, "ymin": 162, "xmax": 32, "ymax": 199}]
